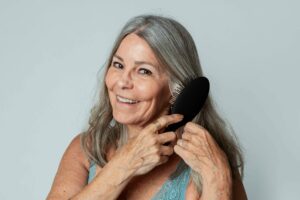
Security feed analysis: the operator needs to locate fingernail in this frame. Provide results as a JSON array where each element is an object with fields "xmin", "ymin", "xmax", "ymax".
[
  {"xmin": 176, "ymin": 114, "xmax": 184, "ymax": 119},
  {"xmin": 177, "ymin": 139, "xmax": 183, "ymax": 146}
]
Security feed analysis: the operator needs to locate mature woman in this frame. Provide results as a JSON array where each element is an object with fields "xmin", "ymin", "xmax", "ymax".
[{"xmin": 47, "ymin": 15, "xmax": 247, "ymax": 200}]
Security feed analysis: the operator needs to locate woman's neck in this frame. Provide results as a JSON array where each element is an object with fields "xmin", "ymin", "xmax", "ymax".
[{"xmin": 126, "ymin": 125, "xmax": 143, "ymax": 139}]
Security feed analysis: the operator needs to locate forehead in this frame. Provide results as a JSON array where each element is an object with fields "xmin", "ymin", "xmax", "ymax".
[{"xmin": 115, "ymin": 34, "xmax": 161, "ymax": 66}]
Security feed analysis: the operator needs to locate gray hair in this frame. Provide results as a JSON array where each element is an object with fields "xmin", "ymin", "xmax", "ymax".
[{"xmin": 81, "ymin": 14, "xmax": 244, "ymax": 194}]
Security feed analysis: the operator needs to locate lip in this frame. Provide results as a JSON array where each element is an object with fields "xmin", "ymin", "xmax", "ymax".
[{"xmin": 116, "ymin": 95, "xmax": 140, "ymax": 104}]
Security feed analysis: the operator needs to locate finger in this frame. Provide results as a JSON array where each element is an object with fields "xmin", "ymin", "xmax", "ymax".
[
  {"xmin": 174, "ymin": 144, "xmax": 221, "ymax": 173},
  {"xmin": 182, "ymin": 131, "xmax": 205, "ymax": 147},
  {"xmin": 142, "ymin": 142, "xmax": 174, "ymax": 157},
  {"xmin": 142, "ymin": 154, "xmax": 169, "ymax": 166},
  {"xmin": 160, "ymin": 145, "xmax": 174, "ymax": 156},
  {"xmin": 156, "ymin": 131, "xmax": 176, "ymax": 144},
  {"xmin": 183, "ymin": 130, "xmax": 216, "ymax": 154},
  {"xmin": 176, "ymin": 139, "xmax": 200, "ymax": 154},
  {"xmin": 184, "ymin": 122, "xmax": 215, "ymax": 145},
  {"xmin": 146, "ymin": 114, "xmax": 183, "ymax": 133},
  {"xmin": 157, "ymin": 155, "xmax": 169, "ymax": 166},
  {"xmin": 178, "ymin": 134, "xmax": 215, "ymax": 159},
  {"xmin": 181, "ymin": 128, "xmax": 222, "ymax": 164},
  {"xmin": 140, "ymin": 142, "xmax": 160, "ymax": 157},
  {"xmin": 184, "ymin": 122, "xmax": 207, "ymax": 135},
  {"xmin": 181, "ymin": 131, "xmax": 193, "ymax": 141},
  {"xmin": 174, "ymin": 144, "xmax": 196, "ymax": 162}
]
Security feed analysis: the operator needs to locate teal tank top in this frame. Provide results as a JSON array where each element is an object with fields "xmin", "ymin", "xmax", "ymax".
[{"xmin": 88, "ymin": 159, "xmax": 191, "ymax": 200}]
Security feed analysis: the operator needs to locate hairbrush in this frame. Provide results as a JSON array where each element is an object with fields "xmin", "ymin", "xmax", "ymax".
[{"xmin": 163, "ymin": 77, "xmax": 209, "ymax": 144}]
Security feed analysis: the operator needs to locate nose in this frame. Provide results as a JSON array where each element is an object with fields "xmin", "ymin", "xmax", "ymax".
[{"xmin": 117, "ymin": 70, "xmax": 134, "ymax": 89}]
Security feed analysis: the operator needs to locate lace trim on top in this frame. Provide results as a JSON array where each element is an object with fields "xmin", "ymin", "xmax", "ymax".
[
  {"xmin": 151, "ymin": 159, "xmax": 191, "ymax": 200},
  {"xmin": 88, "ymin": 159, "xmax": 191, "ymax": 200}
]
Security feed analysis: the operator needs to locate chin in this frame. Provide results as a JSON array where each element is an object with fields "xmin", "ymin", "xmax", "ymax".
[
  {"xmin": 113, "ymin": 112, "xmax": 138, "ymax": 125},
  {"xmin": 113, "ymin": 111, "xmax": 153, "ymax": 128}
]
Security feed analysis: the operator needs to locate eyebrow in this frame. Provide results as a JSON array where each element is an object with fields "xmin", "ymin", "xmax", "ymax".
[{"xmin": 113, "ymin": 54, "xmax": 158, "ymax": 68}]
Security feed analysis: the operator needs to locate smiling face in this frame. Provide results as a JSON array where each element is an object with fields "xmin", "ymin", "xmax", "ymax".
[{"xmin": 105, "ymin": 33, "xmax": 171, "ymax": 128}]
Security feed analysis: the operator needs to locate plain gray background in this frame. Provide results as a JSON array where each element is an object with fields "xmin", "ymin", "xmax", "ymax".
[{"xmin": 0, "ymin": 0, "xmax": 299, "ymax": 199}]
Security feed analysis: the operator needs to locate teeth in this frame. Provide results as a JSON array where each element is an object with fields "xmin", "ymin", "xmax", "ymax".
[{"xmin": 117, "ymin": 95, "xmax": 139, "ymax": 104}]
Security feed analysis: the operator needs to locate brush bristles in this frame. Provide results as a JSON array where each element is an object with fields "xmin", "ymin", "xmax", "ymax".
[
  {"xmin": 169, "ymin": 77, "xmax": 196, "ymax": 106},
  {"xmin": 170, "ymin": 83, "xmax": 183, "ymax": 105}
]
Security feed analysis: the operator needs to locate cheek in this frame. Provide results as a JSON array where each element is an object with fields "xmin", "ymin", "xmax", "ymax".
[
  {"xmin": 136, "ymin": 80, "xmax": 170, "ymax": 102},
  {"xmin": 136, "ymin": 84, "xmax": 152, "ymax": 98}
]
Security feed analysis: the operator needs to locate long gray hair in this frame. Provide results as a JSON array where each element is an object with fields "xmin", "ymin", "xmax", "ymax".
[{"xmin": 81, "ymin": 14, "xmax": 244, "ymax": 194}]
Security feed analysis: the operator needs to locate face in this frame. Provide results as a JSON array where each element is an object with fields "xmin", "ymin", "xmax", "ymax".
[{"xmin": 105, "ymin": 33, "xmax": 171, "ymax": 127}]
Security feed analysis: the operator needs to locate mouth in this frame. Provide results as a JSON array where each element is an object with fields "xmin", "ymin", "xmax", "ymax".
[{"xmin": 116, "ymin": 95, "xmax": 140, "ymax": 104}]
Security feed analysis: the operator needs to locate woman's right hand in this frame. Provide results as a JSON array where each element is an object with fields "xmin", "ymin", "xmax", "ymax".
[{"xmin": 110, "ymin": 114, "xmax": 183, "ymax": 178}]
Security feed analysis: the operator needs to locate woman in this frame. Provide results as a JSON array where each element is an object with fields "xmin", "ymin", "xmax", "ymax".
[{"xmin": 47, "ymin": 15, "xmax": 247, "ymax": 200}]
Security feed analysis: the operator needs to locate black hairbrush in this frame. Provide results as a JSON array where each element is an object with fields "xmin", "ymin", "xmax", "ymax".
[{"xmin": 164, "ymin": 76, "xmax": 209, "ymax": 136}]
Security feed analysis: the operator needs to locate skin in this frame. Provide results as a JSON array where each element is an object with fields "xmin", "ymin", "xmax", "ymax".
[
  {"xmin": 47, "ymin": 33, "xmax": 247, "ymax": 200},
  {"xmin": 105, "ymin": 33, "xmax": 172, "ymax": 138},
  {"xmin": 175, "ymin": 122, "xmax": 233, "ymax": 199}
]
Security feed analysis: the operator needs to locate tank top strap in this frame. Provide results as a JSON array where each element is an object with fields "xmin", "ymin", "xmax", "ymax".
[
  {"xmin": 87, "ymin": 159, "xmax": 192, "ymax": 200},
  {"xmin": 87, "ymin": 161, "xmax": 96, "ymax": 184}
]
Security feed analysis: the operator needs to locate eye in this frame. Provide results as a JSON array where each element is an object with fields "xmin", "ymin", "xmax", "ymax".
[
  {"xmin": 112, "ymin": 61, "xmax": 123, "ymax": 69},
  {"xmin": 139, "ymin": 68, "xmax": 152, "ymax": 75}
]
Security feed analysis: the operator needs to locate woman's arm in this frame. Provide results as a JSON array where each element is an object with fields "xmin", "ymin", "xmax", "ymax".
[
  {"xmin": 46, "ymin": 134, "xmax": 132, "ymax": 200},
  {"xmin": 46, "ymin": 134, "xmax": 89, "ymax": 199},
  {"xmin": 185, "ymin": 173, "xmax": 247, "ymax": 200},
  {"xmin": 173, "ymin": 122, "xmax": 247, "ymax": 200},
  {"xmin": 199, "ymin": 175, "xmax": 247, "ymax": 200},
  {"xmin": 47, "ymin": 115, "xmax": 183, "ymax": 199}
]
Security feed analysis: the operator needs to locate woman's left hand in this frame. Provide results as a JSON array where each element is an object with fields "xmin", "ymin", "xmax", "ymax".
[{"xmin": 174, "ymin": 122, "xmax": 232, "ymax": 199}]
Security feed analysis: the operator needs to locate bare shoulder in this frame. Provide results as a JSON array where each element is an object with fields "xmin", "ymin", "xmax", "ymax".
[
  {"xmin": 63, "ymin": 133, "xmax": 90, "ymax": 170},
  {"xmin": 47, "ymin": 134, "xmax": 90, "ymax": 199}
]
